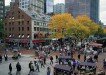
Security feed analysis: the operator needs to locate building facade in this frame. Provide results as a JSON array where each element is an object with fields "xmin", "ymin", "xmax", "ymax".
[
  {"xmin": 5, "ymin": 5, "xmax": 10, "ymax": 16},
  {"xmin": 44, "ymin": 0, "xmax": 54, "ymax": 14},
  {"xmin": 54, "ymin": 3, "xmax": 65, "ymax": 14},
  {"xmin": 65, "ymin": 0, "xmax": 99, "ymax": 23},
  {"xmin": 4, "ymin": 3, "xmax": 50, "ymax": 48},
  {"xmin": 11, "ymin": 0, "xmax": 44, "ymax": 13},
  {"xmin": 0, "ymin": 0, "xmax": 5, "ymax": 20}
]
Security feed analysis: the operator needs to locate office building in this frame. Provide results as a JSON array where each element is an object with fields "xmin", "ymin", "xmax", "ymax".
[
  {"xmin": 44, "ymin": 0, "xmax": 54, "ymax": 14},
  {"xmin": 11, "ymin": 0, "xmax": 44, "ymax": 13},
  {"xmin": 0, "ymin": 0, "xmax": 5, "ymax": 20},
  {"xmin": 65, "ymin": 0, "xmax": 99, "ymax": 23},
  {"xmin": 54, "ymin": 3, "xmax": 65, "ymax": 14}
]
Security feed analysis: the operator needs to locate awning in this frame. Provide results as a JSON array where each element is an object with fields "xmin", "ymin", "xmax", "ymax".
[
  {"xmin": 20, "ymin": 39, "xmax": 29, "ymax": 43},
  {"xmin": 89, "ymin": 42, "xmax": 103, "ymax": 47},
  {"xmin": 32, "ymin": 40, "xmax": 45, "ymax": 43}
]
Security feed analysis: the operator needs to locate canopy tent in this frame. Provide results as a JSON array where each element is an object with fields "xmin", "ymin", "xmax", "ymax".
[{"xmin": 89, "ymin": 42, "xmax": 103, "ymax": 47}]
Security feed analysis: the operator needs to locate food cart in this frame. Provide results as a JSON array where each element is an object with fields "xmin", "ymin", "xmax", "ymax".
[
  {"xmin": 58, "ymin": 56, "xmax": 72, "ymax": 64},
  {"xmin": 54, "ymin": 64, "xmax": 72, "ymax": 75},
  {"xmin": 78, "ymin": 62, "xmax": 96, "ymax": 74}
]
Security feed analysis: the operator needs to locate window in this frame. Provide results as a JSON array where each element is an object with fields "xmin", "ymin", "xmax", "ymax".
[
  {"xmin": 5, "ymin": 23, "xmax": 7, "ymax": 26},
  {"xmin": 37, "ymin": 27, "xmax": 39, "ymax": 31},
  {"xmin": 27, "ymin": 21, "xmax": 29, "ymax": 24},
  {"xmin": 5, "ymin": 28, "xmax": 7, "ymax": 31},
  {"xmin": 12, "ymin": 22, "xmax": 14, "ymax": 25},
  {"xmin": 18, "ymin": 11, "xmax": 20, "ymax": 13},
  {"xmin": 9, "ymin": 22, "xmax": 11, "ymax": 25},
  {"xmin": 22, "ymin": 15, "xmax": 24, "ymax": 18},
  {"xmin": 34, "ymin": 21, "xmax": 36, "ymax": 25},
  {"xmin": 12, "ymin": 27, "xmax": 14, "ymax": 31},
  {"xmin": 27, "ymin": 27, "xmax": 29, "ymax": 31},
  {"xmin": 18, "ymin": 15, "xmax": 20, "ymax": 19},
  {"xmin": 22, "ymin": 27, "xmax": 24, "ymax": 31},
  {"xmin": 37, "ymin": 22, "xmax": 39, "ymax": 26},
  {"xmin": 18, "ymin": 27, "xmax": 20, "ymax": 31},
  {"xmin": 9, "ymin": 28, "xmax": 11, "ymax": 31},
  {"xmin": 22, "ymin": 21, "xmax": 24, "ymax": 25},
  {"xmin": 18, "ymin": 21, "xmax": 20, "ymax": 25},
  {"xmin": 34, "ymin": 27, "xmax": 36, "ymax": 31}
]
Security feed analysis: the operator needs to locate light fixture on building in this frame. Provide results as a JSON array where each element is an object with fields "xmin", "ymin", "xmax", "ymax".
[
  {"xmin": 22, "ymin": 35, "xmax": 24, "ymax": 38},
  {"xmin": 12, "ymin": 17, "xmax": 14, "ymax": 19},
  {"xmin": 27, "ymin": 35, "xmax": 30, "ymax": 38},
  {"xmin": 9, "ymin": 35, "xmax": 12, "ymax": 37},
  {"xmin": 18, "ymin": 34, "xmax": 21, "ymax": 38}
]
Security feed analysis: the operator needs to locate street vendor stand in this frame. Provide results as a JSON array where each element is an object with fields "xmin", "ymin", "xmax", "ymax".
[
  {"xmin": 54, "ymin": 64, "xmax": 72, "ymax": 75},
  {"xmin": 78, "ymin": 62, "xmax": 96, "ymax": 74},
  {"xmin": 58, "ymin": 56, "xmax": 72, "ymax": 64}
]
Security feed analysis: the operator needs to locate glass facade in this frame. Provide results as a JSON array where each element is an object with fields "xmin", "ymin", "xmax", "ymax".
[
  {"xmin": 90, "ymin": 0, "xmax": 99, "ymax": 23},
  {"xmin": 44, "ymin": 0, "xmax": 53, "ymax": 14},
  {"xmin": 65, "ymin": 0, "xmax": 99, "ymax": 23}
]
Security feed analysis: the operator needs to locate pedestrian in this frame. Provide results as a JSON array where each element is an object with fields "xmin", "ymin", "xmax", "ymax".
[
  {"xmin": 34, "ymin": 58, "xmax": 37, "ymax": 67},
  {"xmin": 36, "ymin": 63, "xmax": 40, "ymax": 72},
  {"xmin": 84, "ymin": 55, "xmax": 86, "ymax": 62},
  {"xmin": 8, "ymin": 63, "xmax": 12, "ymax": 75},
  {"xmin": 16, "ymin": 62, "xmax": 21, "ymax": 75},
  {"xmin": 0, "ymin": 54, "xmax": 2, "ymax": 63},
  {"xmin": 56, "ymin": 55, "xmax": 58, "ymax": 63},
  {"xmin": 78, "ymin": 54, "xmax": 80, "ymax": 60},
  {"xmin": 41, "ymin": 60, "xmax": 45, "ymax": 68},
  {"xmin": 47, "ymin": 67, "xmax": 51, "ymax": 75},
  {"xmin": 30, "ymin": 63, "xmax": 34, "ymax": 72},
  {"xmin": 50, "ymin": 56, "xmax": 53, "ymax": 64},
  {"xmin": 94, "ymin": 54, "xmax": 98, "ymax": 62},
  {"xmin": 44, "ymin": 57, "xmax": 46, "ymax": 64},
  {"xmin": 29, "ymin": 61, "xmax": 33, "ymax": 73},
  {"xmin": 4, "ymin": 54, "xmax": 8, "ymax": 61}
]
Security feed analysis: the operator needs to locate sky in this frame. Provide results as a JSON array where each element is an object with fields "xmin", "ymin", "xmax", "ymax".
[{"xmin": 5, "ymin": 0, "xmax": 106, "ymax": 25}]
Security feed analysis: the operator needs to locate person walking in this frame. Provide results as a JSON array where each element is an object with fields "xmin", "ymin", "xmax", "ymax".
[
  {"xmin": 50, "ymin": 56, "xmax": 53, "ymax": 65},
  {"xmin": 78, "ymin": 54, "xmax": 81, "ymax": 60},
  {"xmin": 8, "ymin": 63, "xmax": 12, "ymax": 75},
  {"xmin": 34, "ymin": 58, "xmax": 37, "ymax": 67},
  {"xmin": 47, "ymin": 67, "xmax": 51, "ymax": 75},
  {"xmin": 4, "ymin": 54, "xmax": 8, "ymax": 61},
  {"xmin": 30, "ymin": 63, "xmax": 34, "ymax": 72},
  {"xmin": 36, "ymin": 63, "xmax": 40, "ymax": 72},
  {"xmin": 16, "ymin": 62, "xmax": 21, "ymax": 75},
  {"xmin": 41, "ymin": 59, "xmax": 45, "ymax": 68},
  {"xmin": 84, "ymin": 55, "xmax": 86, "ymax": 62},
  {"xmin": 28, "ymin": 61, "xmax": 33, "ymax": 74},
  {"xmin": 0, "ymin": 55, "xmax": 2, "ymax": 63},
  {"xmin": 56, "ymin": 55, "xmax": 58, "ymax": 63},
  {"xmin": 43, "ymin": 57, "xmax": 46, "ymax": 65}
]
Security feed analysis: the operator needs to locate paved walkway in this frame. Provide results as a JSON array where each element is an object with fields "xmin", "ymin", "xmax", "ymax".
[{"xmin": 0, "ymin": 55, "xmax": 55, "ymax": 75}]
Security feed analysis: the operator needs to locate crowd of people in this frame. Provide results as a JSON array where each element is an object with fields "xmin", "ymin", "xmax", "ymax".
[{"xmin": 0, "ymin": 40, "xmax": 106, "ymax": 75}]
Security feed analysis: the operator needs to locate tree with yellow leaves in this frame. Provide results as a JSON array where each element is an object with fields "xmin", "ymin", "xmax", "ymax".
[
  {"xmin": 49, "ymin": 13, "xmax": 76, "ymax": 39},
  {"xmin": 76, "ymin": 15, "xmax": 99, "ymax": 35}
]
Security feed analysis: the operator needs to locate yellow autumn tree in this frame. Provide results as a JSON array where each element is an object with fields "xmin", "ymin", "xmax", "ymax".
[
  {"xmin": 49, "ymin": 13, "xmax": 76, "ymax": 39},
  {"xmin": 67, "ymin": 22, "xmax": 90, "ymax": 41},
  {"xmin": 76, "ymin": 15, "xmax": 99, "ymax": 35}
]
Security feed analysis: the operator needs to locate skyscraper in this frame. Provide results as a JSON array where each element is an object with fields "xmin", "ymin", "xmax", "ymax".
[
  {"xmin": 0, "ymin": 0, "xmax": 5, "ymax": 20},
  {"xmin": 65, "ymin": 0, "xmax": 99, "ymax": 23},
  {"xmin": 54, "ymin": 3, "xmax": 65, "ymax": 14},
  {"xmin": 44, "ymin": 0, "xmax": 54, "ymax": 14}
]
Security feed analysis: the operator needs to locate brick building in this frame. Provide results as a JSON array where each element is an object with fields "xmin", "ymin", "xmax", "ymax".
[{"xmin": 4, "ymin": 3, "xmax": 50, "ymax": 48}]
